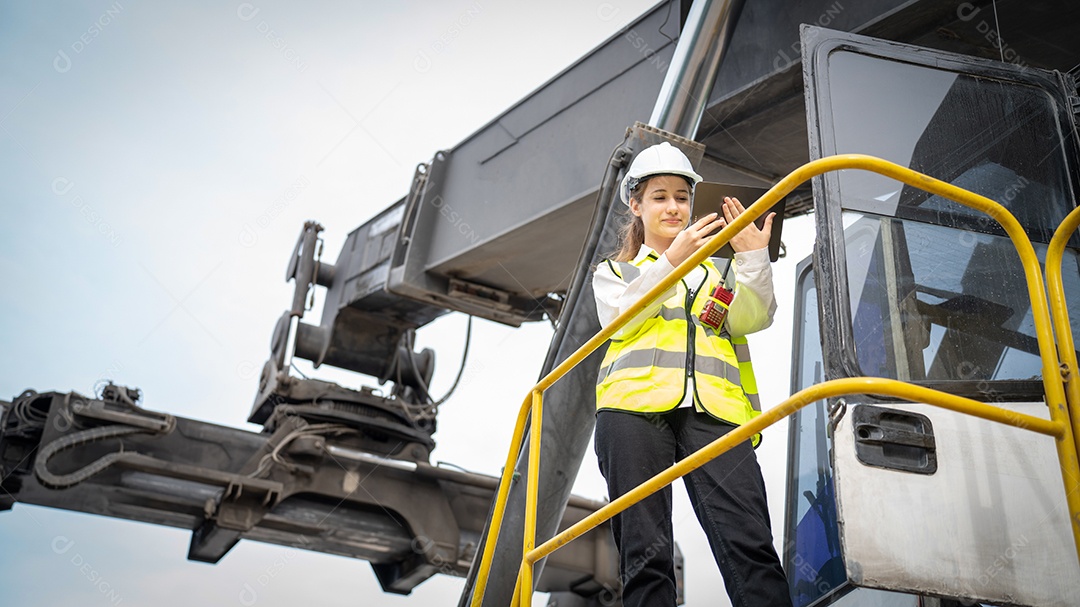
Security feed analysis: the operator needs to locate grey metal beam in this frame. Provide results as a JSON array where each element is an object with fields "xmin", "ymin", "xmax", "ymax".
[{"xmin": 387, "ymin": 2, "xmax": 681, "ymax": 326}]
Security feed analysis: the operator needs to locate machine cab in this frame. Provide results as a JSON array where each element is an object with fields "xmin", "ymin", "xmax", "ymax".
[{"xmin": 784, "ymin": 26, "xmax": 1080, "ymax": 607}]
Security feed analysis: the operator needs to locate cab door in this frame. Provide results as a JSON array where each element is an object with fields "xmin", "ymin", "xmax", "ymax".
[{"xmin": 799, "ymin": 25, "xmax": 1080, "ymax": 606}]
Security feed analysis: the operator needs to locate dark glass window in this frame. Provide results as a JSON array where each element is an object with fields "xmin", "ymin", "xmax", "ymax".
[
  {"xmin": 843, "ymin": 212, "xmax": 1080, "ymax": 383},
  {"xmin": 824, "ymin": 50, "xmax": 1078, "ymax": 248}
]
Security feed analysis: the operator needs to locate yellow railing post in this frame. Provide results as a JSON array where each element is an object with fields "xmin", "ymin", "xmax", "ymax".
[
  {"xmin": 470, "ymin": 155, "xmax": 1080, "ymax": 607},
  {"xmin": 1047, "ymin": 205, "xmax": 1080, "ymax": 462},
  {"xmin": 470, "ymin": 394, "xmax": 532, "ymax": 607},
  {"xmin": 519, "ymin": 390, "xmax": 543, "ymax": 605}
]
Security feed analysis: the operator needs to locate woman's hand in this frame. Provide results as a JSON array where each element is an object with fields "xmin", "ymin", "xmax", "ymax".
[
  {"xmin": 665, "ymin": 212, "xmax": 726, "ymax": 267},
  {"xmin": 720, "ymin": 197, "xmax": 775, "ymax": 253}
]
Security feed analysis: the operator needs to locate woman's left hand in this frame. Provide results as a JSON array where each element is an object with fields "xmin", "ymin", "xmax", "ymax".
[{"xmin": 719, "ymin": 196, "xmax": 775, "ymax": 253}]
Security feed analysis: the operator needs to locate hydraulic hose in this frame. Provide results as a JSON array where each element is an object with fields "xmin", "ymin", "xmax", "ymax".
[
  {"xmin": 36, "ymin": 424, "xmax": 153, "ymax": 489},
  {"xmin": 35, "ymin": 394, "xmax": 176, "ymax": 489}
]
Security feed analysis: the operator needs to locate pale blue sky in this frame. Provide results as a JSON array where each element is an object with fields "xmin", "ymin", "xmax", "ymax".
[{"xmin": 0, "ymin": 2, "xmax": 813, "ymax": 605}]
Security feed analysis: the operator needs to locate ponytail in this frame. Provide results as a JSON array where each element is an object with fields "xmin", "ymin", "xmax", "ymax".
[
  {"xmin": 611, "ymin": 178, "xmax": 650, "ymax": 262},
  {"xmin": 612, "ymin": 214, "xmax": 645, "ymax": 262}
]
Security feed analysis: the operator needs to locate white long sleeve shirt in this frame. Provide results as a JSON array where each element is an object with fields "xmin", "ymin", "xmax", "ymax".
[
  {"xmin": 592, "ymin": 244, "xmax": 777, "ymax": 408},
  {"xmin": 593, "ymin": 245, "xmax": 777, "ymax": 338}
]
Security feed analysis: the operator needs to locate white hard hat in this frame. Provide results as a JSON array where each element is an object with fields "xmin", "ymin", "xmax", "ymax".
[{"xmin": 619, "ymin": 142, "xmax": 703, "ymax": 205}]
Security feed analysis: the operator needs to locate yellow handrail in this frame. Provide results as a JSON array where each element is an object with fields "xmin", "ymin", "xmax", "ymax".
[
  {"xmin": 524, "ymin": 377, "xmax": 1066, "ymax": 565},
  {"xmin": 469, "ymin": 154, "xmax": 1080, "ymax": 607},
  {"xmin": 1047, "ymin": 205, "xmax": 1080, "ymax": 464}
]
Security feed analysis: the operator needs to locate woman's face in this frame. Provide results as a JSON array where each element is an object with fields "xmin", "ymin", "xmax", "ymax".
[{"xmin": 630, "ymin": 174, "xmax": 692, "ymax": 244}]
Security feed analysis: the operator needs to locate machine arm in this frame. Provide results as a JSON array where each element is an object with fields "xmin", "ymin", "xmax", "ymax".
[{"xmin": 0, "ymin": 385, "xmax": 619, "ymax": 598}]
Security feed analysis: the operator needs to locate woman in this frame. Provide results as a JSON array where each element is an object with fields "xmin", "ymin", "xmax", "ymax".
[{"xmin": 592, "ymin": 142, "xmax": 791, "ymax": 607}]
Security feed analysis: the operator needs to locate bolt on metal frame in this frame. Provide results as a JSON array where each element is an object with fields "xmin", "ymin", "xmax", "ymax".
[{"xmin": 469, "ymin": 154, "xmax": 1080, "ymax": 607}]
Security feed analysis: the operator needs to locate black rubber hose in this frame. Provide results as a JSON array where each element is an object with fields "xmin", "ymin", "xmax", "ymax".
[{"xmin": 35, "ymin": 424, "xmax": 149, "ymax": 489}]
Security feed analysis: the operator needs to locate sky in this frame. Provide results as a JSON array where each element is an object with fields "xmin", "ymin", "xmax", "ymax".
[{"xmin": 0, "ymin": 2, "xmax": 816, "ymax": 606}]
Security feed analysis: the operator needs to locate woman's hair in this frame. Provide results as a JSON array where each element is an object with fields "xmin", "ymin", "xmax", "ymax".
[
  {"xmin": 612, "ymin": 210, "xmax": 645, "ymax": 262},
  {"xmin": 609, "ymin": 174, "xmax": 694, "ymax": 262}
]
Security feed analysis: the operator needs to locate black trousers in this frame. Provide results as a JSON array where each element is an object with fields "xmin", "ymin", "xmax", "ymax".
[{"xmin": 594, "ymin": 408, "xmax": 792, "ymax": 607}]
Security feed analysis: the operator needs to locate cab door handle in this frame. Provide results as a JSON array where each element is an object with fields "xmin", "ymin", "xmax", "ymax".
[{"xmin": 851, "ymin": 405, "xmax": 937, "ymax": 475}]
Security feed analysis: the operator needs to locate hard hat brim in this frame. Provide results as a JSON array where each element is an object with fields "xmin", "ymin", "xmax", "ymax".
[{"xmin": 619, "ymin": 169, "xmax": 703, "ymax": 205}]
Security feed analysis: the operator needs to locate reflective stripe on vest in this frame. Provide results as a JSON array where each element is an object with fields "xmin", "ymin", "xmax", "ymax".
[
  {"xmin": 596, "ymin": 252, "xmax": 762, "ymax": 442},
  {"xmin": 732, "ymin": 336, "xmax": 760, "ymax": 412},
  {"xmin": 598, "ymin": 348, "xmax": 742, "ymax": 387}
]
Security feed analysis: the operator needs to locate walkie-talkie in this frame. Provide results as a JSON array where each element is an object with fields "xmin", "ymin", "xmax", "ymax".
[{"xmin": 699, "ymin": 283, "xmax": 734, "ymax": 330}]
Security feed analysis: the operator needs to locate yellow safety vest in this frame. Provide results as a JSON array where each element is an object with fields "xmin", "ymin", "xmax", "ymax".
[{"xmin": 596, "ymin": 252, "xmax": 762, "ymax": 445}]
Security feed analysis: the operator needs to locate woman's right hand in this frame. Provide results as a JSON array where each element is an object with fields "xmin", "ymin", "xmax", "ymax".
[{"xmin": 665, "ymin": 213, "xmax": 726, "ymax": 267}]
